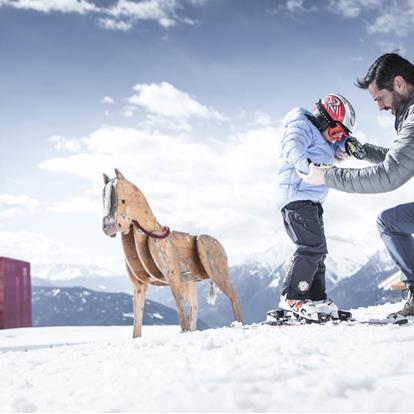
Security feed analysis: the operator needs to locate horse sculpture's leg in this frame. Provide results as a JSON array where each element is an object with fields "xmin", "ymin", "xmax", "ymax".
[
  {"xmin": 197, "ymin": 235, "xmax": 243, "ymax": 324},
  {"xmin": 148, "ymin": 237, "xmax": 190, "ymax": 332},
  {"xmin": 126, "ymin": 263, "xmax": 148, "ymax": 338},
  {"xmin": 181, "ymin": 281, "xmax": 198, "ymax": 331}
]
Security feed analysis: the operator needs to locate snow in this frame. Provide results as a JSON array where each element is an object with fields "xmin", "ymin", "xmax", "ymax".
[
  {"xmin": 32, "ymin": 263, "xmax": 113, "ymax": 281},
  {"xmin": 1, "ymin": 303, "xmax": 414, "ymax": 412}
]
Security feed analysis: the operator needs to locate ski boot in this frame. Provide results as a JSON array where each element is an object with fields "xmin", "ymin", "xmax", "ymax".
[
  {"xmin": 278, "ymin": 294, "xmax": 320, "ymax": 322},
  {"xmin": 313, "ymin": 298, "xmax": 339, "ymax": 319},
  {"xmin": 387, "ymin": 287, "xmax": 414, "ymax": 320}
]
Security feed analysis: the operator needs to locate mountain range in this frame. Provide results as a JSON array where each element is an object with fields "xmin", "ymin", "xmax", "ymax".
[
  {"xmin": 32, "ymin": 285, "xmax": 208, "ymax": 330},
  {"xmin": 30, "ymin": 235, "xmax": 404, "ymax": 327}
]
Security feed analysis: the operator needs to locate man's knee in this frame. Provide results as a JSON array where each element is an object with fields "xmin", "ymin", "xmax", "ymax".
[{"xmin": 377, "ymin": 207, "xmax": 401, "ymax": 234}]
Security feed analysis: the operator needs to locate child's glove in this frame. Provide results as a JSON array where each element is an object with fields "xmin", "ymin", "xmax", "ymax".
[
  {"xmin": 344, "ymin": 137, "xmax": 367, "ymax": 160},
  {"xmin": 306, "ymin": 158, "xmax": 334, "ymax": 169}
]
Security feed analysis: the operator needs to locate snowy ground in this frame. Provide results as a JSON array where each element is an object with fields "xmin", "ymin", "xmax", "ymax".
[{"xmin": 1, "ymin": 302, "xmax": 414, "ymax": 413}]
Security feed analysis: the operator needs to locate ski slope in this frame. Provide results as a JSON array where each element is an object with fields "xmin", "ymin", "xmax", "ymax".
[{"xmin": 1, "ymin": 302, "xmax": 414, "ymax": 412}]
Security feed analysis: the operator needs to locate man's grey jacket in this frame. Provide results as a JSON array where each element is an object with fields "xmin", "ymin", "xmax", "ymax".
[{"xmin": 325, "ymin": 95, "xmax": 414, "ymax": 193}]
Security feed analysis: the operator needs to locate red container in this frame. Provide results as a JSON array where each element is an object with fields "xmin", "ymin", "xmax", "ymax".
[{"xmin": 0, "ymin": 257, "xmax": 32, "ymax": 329}]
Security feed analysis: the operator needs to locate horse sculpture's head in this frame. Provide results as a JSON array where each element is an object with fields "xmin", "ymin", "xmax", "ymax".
[{"xmin": 102, "ymin": 168, "xmax": 135, "ymax": 237}]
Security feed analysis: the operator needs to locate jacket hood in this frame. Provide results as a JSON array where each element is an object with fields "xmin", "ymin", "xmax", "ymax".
[{"xmin": 283, "ymin": 107, "xmax": 313, "ymax": 127}]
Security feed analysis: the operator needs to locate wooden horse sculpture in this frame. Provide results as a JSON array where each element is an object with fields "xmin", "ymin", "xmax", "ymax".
[{"xmin": 102, "ymin": 169, "xmax": 243, "ymax": 337}]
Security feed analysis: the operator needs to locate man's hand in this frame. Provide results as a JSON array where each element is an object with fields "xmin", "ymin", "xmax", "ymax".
[
  {"xmin": 297, "ymin": 162, "xmax": 327, "ymax": 185},
  {"xmin": 335, "ymin": 147, "xmax": 350, "ymax": 162}
]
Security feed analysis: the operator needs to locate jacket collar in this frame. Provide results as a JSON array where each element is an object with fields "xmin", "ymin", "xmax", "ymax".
[{"xmin": 395, "ymin": 92, "xmax": 414, "ymax": 131}]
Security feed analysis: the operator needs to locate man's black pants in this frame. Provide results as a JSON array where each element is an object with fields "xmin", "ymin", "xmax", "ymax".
[{"xmin": 281, "ymin": 200, "xmax": 328, "ymax": 300}]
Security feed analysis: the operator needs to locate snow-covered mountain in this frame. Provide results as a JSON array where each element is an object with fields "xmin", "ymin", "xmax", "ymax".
[
  {"xmin": 243, "ymin": 234, "xmax": 378, "ymax": 283},
  {"xmin": 330, "ymin": 249, "xmax": 401, "ymax": 308},
  {"xmin": 147, "ymin": 242, "xmax": 401, "ymax": 327},
  {"xmin": 32, "ymin": 263, "xmax": 131, "ymax": 293},
  {"xmin": 30, "ymin": 236, "xmax": 403, "ymax": 328},
  {"xmin": 32, "ymin": 286, "xmax": 208, "ymax": 330},
  {"xmin": 32, "ymin": 263, "xmax": 113, "ymax": 281}
]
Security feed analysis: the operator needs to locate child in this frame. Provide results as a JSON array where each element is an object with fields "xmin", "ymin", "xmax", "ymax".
[{"xmin": 273, "ymin": 93, "xmax": 361, "ymax": 322}]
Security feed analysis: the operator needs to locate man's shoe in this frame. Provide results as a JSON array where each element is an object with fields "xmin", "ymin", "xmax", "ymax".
[
  {"xmin": 388, "ymin": 287, "xmax": 414, "ymax": 318},
  {"xmin": 313, "ymin": 298, "xmax": 339, "ymax": 319},
  {"xmin": 279, "ymin": 294, "xmax": 319, "ymax": 321}
]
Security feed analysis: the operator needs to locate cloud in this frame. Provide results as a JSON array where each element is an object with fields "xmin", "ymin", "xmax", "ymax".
[
  {"xmin": 127, "ymin": 81, "xmax": 223, "ymax": 120},
  {"xmin": 101, "ymin": 96, "xmax": 115, "ymax": 104},
  {"xmin": 122, "ymin": 106, "xmax": 135, "ymax": 118},
  {"xmin": 325, "ymin": 0, "xmax": 414, "ymax": 39},
  {"xmin": 375, "ymin": 113, "xmax": 395, "ymax": 129},
  {"xmin": 0, "ymin": 194, "xmax": 39, "ymax": 220},
  {"xmin": 0, "ymin": 0, "xmax": 203, "ymax": 31},
  {"xmin": 104, "ymin": 0, "xmax": 178, "ymax": 28},
  {"xmin": 376, "ymin": 39, "xmax": 407, "ymax": 55},
  {"xmin": 48, "ymin": 196, "xmax": 99, "ymax": 214},
  {"xmin": 268, "ymin": 0, "xmax": 317, "ymax": 15},
  {"xmin": 0, "ymin": 230, "xmax": 108, "ymax": 267},
  {"xmin": 49, "ymin": 135, "xmax": 85, "ymax": 153},
  {"xmin": 97, "ymin": 17, "xmax": 133, "ymax": 31},
  {"xmin": 271, "ymin": 0, "xmax": 414, "ymax": 48},
  {"xmin": 0, "ymin": 230, "xmax": 67, "ymax": 263},
  {"xmin": 39, "ymin": 119, "xmax": 283, "ymax": 263},
  {"xmin": 327, "ymin": 0, "xmax": 369, "ymax": 18},
  {"xmin": 0, "ymin": 0, "xmax": 98, "ymax": 14},
  {"xmin": 368, "ymin": 11, "xmax": 411, "ymax": 36}
]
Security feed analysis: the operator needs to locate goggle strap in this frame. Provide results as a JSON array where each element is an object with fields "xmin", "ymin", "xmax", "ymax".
[{"xmin": 315, "ymin": 99, "xmax": 337, "ymax": 129}]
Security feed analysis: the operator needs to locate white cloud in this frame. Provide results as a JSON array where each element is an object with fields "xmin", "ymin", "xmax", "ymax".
[
  {"xmin": 39, "ymin": 121, "xmax": 283, "ymax": 263},
  {"xmin": 49, "ymin": 135, "xmax": 84, "ymax": 153},
  {"xmin": 127, "ymin": 81, "xmax": 223, "ymax": 120},
  {"xmin": 327, "ymin": 0, "xmax": 366, "ymax": 18},
  {"xmin": 0, "ymin": 194, "xmax": 38, "ymax": 220},
  {"xmin": 324, "ymin": 177, "xmax": 414, "ymax": 249},
  {"xmin": 270, "ymin": 0, "xmax": 414, "ymax": 47},
  {"xmin": 122, "ymin": 107, "xmax": 135, "ymax": 118},
  {"xmin": 376, "ymin": 39, "xmax": 407, "ymax": 55},
  {"xmin": 38, "ymin": 112, "xmax": 414, "ymax": 266},
  {"xmin": 286, "ymin": 0, "xmax": 310, "ymax": 13},
  {"xmin": 375, "ymin": 113, "xmax": 395, "ymax": 129},
  {"xmin": 97, "ymin": 17, "xmax": 132, "ymax": 31},
  {"xmin": 139, "ymin": 113, "xmax": 193, "ymax": 132},
  {"xmin": 254, "ymin": 111, "xmax": 274, "ymax": 127},
  {"xmin": 101, "ymin": 96, "xmax": 115, "ymax": 104},
  {"xmin": 48, "ymin": 196, "xmax": 99, "ymax": 214},
  {"xmin": 105, "ymin": 0, "xmax": 178, "ymax": 28},
  {"xmin": 268, "ymin": 0, "xmax": 317, "ymax": 15},
  {"xmin": 0, "ymin": 230, "xmax": 109, "ymax": 267},
  {"xmin": 0, "ymin": 230, "xmax": 66, "ymax": 263},
  {"xmin": 368, "ymin": 12, "xmax": 411, "ymax": 36},
  {"xmin": 0, "ymin": 0, "xmax": 203, "ymax": 31},
  {"xmin": 0, "ymin": 0, "xmax": 98, "ymax": 14},
  {"xmin": 324, "ymin": 0, "xmax": 414, "ymax": 39}
]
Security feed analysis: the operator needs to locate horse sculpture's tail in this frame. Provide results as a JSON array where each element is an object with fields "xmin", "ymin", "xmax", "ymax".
[{"xmin": 207, "ymin": 281, "xmax": 217, "ymax": 305}]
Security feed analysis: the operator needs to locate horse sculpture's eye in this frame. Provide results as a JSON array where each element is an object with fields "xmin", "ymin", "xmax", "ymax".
[{"xmin": 121, "ymin": 200, "xmax": 125, "ymax": 204}]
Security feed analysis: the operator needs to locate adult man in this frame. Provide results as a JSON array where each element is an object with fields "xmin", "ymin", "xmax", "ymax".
[{"xmin": 299, "ymin": 53, "xmax": 414, "ymax": 318}]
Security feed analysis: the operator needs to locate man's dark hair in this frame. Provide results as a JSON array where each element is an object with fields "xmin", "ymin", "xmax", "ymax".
[{"xmin": 356, "ymin": 53, "xmax": 414, "ymax": 90}]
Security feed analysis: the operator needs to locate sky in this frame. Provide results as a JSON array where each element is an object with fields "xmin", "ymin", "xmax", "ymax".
[{"xmin": 1, "ymin": 0, "xmax": 414, "ymax": 274}]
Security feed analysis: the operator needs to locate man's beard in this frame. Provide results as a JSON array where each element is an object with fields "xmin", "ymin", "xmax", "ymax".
[{"xmin": 388, "ymin": 91, "xmax": 404, "ymax": 115}]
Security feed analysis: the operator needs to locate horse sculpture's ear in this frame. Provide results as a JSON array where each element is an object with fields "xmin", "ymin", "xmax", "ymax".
[
  {"xmin": 103, "ymin": 173, "xmax": 110, "ymax": 184},
  {"xmin": 114, "ymin": 168, "xmax": 126, "ymax": 180}
]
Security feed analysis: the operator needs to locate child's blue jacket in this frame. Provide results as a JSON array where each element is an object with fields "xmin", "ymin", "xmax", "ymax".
[{"xmin": 276, "ymin": 107, "xmax": 345, "ymax": 210}]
